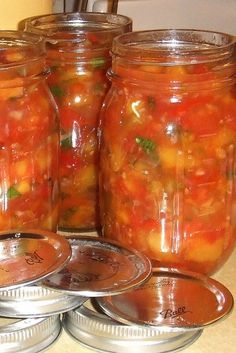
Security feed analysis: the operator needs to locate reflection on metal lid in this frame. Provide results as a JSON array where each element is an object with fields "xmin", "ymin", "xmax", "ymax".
[
  {"xmin": 96, "ymin": 267, "xmax": 234, "ymax": 332},
  {"xmin": 0, "ymin": 285, "xmax": 86, "ymax": 318},
  {"xmin": 42, "ymin": 236, "xmax": 152, "ymax": 296},
  {"xmin": 0, "ymin": 315, "xmax": 61, "ymax": 353},
  {"xmin": 0, "ymin": 229, "xmax": 71, "ymax": 290},
  {"xmin": 63, "ymin": 300, "xmax": 202, "ymax": 353}
]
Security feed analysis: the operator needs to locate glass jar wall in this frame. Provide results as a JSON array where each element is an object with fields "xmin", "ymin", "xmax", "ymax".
[
  {"xmin": 0, "ymin": 31, "xmax": 59, "ymax": 231},
  {"xmin": 22, "ymin": 12, "xmax": 132, "ymax": 233},
  {"xmin": 99, "ymin": 30, "xmax": 236, "ymax": 275}
]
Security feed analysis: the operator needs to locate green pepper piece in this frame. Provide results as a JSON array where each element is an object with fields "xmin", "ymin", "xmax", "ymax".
[
  {"xmin": 90, "ymin": 57, "xmax": 105, "ymax": 69},
  {"xmin": 7, "ymin": 186, "xmax": 21, "ymax": 199},
  {"xmin": 135, "ymin": 136, "xmax": 156, "ymax": 154},
  {"xmin": 50, "ymin": 85, "xmax": 65, "ymax": 98},
  {"xmin": 61, "ymin": 135, "xmax": 73, "ymax": 149}
]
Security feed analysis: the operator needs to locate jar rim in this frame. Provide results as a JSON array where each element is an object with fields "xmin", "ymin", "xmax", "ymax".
[
  {"xmin": 20, "ymin": 12, "xmax": 132, "ymax": 49},
  {"xmin": 0, "ymin": 30, "xmax": 45, "ymax": 69},
  {"xmin": 112, "ymin": 29, "xmax": 236, "ymax": 64}
]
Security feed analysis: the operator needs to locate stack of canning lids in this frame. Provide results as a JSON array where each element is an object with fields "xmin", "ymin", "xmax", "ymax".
[
  {"xmin": 0, "ymin": 230, "xmax": 152, "ymax": 353},
  {"xmin": 0, "ymin": 230, "xmax": 234, "ymax": 353}
]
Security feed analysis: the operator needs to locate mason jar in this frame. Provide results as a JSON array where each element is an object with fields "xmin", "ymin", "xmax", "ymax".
[
  {"xmin": 0, "ymin": 31, "xmax": 59, "ymax": 232},
  {"xmin": 99, "ymin": 29, "xmax": 236, "ymax": 275},
  {"xmin": 21, "ymin": 12, "xmax": 132, "ymax": 233}
]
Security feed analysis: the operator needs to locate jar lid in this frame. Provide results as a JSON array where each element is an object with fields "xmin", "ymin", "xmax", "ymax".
[
  {"xmin": 0, "ymin": 314, "xmax": 61, "ymax": 353},
  {"xmin": 0, "ymin": 285, "xmax": 86, "ymax": 318},
  {"xmin": 42, "ymin": 236, "xmax": 152, "ymax": 297},
  {"xmin": 63, "ymin": 300, "xmax": 202, "ymax": 353},
  {"xmin": 96, "ymin": 267, "xmax": 234, "ymax": 332},
  {"xmin": 0, "ymin": 230, "xmax": 71, "ymax": 290}
]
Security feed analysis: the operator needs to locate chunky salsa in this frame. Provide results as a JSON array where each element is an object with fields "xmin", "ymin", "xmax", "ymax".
[
  {"xmin": 99, "ymin": 31, "xmax": 236, "ymax": 275},
  {"xmin": 45, "ymin": 33, "xmax": 111, "ymax": 231},
  {"xmin": 22, "ymin": 13, "xmax": 132, "ymax": 232},
  {"xmin": 0, "ymin": 35, "xmax": 59, "ymax": 231}
]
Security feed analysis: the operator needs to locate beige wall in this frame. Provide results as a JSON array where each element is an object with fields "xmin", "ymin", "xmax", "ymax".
[{"xmin": 0, "ymin": 0, "xmax": 53, "ymax": 29}]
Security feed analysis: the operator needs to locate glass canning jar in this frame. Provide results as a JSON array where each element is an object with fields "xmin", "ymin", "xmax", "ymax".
[
  {"xmin": 99, "ymin": 29, "xmax": 236, "ymax": 275},
  {"xmin": 21, "ymin": 12, "xmax": 132, "ymax": 233},
  {"xmin": 0, "ymin": 31, "xmax": 59, "ymax": 232}
]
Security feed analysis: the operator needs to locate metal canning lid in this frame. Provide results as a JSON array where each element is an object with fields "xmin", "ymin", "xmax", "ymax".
[
  {"xmin": 63, "ymin": 300, "xmax": 202, "ymax": 353},
  {"xmin": 42, "ymin": 236, "xmax": 152, "ymax": 296},
  {"xmin": 0, "ymin": 229, "xmax": 71, "ymax": 290},
  {"xmin": 96, "ymin": 267, "xmax": 234, "ymax": 332},
  {"xmin": 0, "ymin": 285, "xmax": 87, "ymax": 318},
  {"xmin": 0, "ymin": 314, "xmax": 61, "ymax": 353}
]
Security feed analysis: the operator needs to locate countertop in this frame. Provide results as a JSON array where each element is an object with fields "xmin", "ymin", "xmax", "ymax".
[{"xmin": 46, "ymin": 249, "xmax": 236, "ymax": 353}]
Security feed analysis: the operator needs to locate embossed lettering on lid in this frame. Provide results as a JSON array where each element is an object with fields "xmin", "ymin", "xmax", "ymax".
[
  {"xmin": 63, "ymin": 299, "xmax": 203, "ymax": 353},
  {"xmin": 42, "ymin": 236, "xmax": 152, "ymax": 296},
  {"xmin": 0, "ymin": 230, "xmax": 71, "ymax": 290},
  {"xmin": 96, "ymin": 267, "xmax": 234, "ymax": 331}
]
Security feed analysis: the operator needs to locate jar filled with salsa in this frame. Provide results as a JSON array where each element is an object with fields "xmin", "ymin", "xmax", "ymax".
[
  {"xmin": 0, "ymin": 31, "xmax": 59, "ymax": 231},
  {"xmin": 21, "ymin": 12, "xmax": 132, "ymax": 233},
  {"xmin": 99, "ymin": 30, "xmax": 236, "ymax": 275}
]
